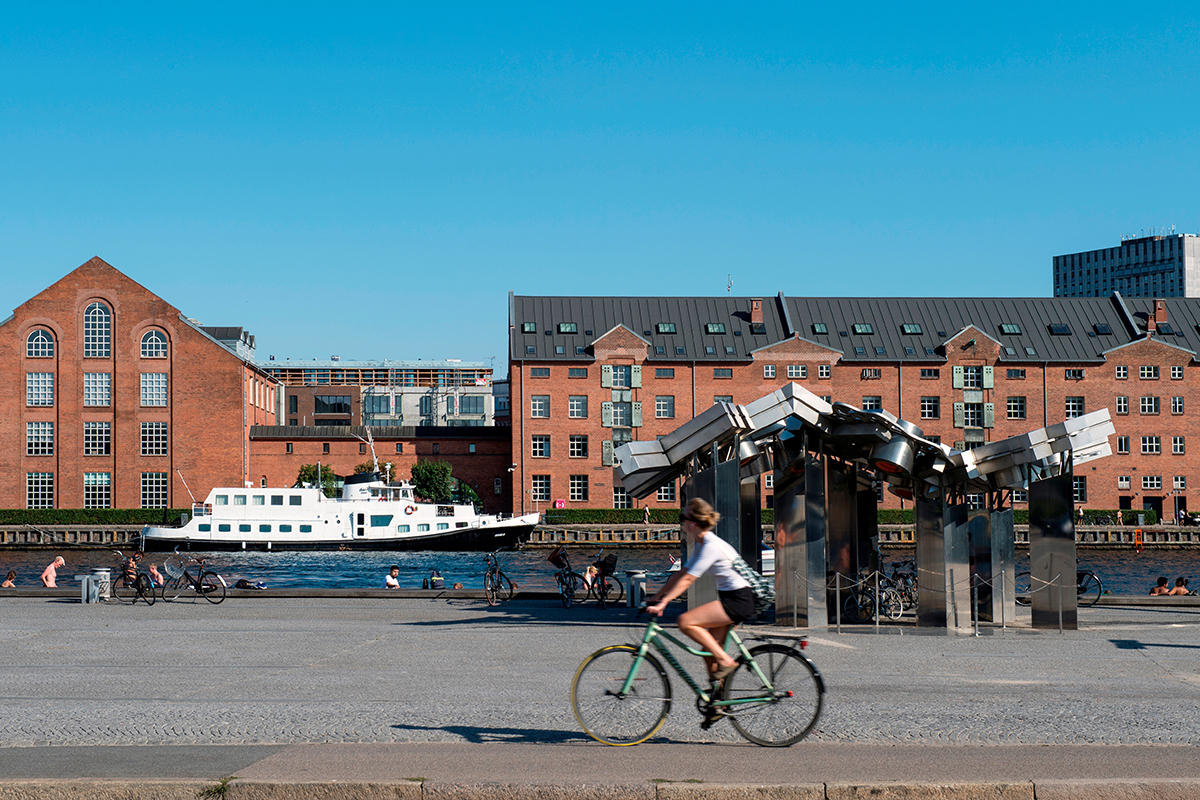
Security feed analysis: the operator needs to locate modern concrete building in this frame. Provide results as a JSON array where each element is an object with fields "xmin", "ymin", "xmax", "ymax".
[{"xmin": 1053, "ymin": 233, "xmax": 1200, "ymax": 298}]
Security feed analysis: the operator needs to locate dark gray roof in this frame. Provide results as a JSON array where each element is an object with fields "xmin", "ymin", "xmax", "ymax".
[{"xmin": 510, "ymin": 293, "xmax": 1190, "ymax": 364}]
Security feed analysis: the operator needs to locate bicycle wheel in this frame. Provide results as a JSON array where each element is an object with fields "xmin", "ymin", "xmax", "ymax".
[
  {"xmin": 109, "ymin": 577, "xmax": 133, "ymax": 604},
  {"xmin": 1014, "ymin": 571, "xmax": 1032, "ymax": 607},
  {"xmin": 1077, "ymin": 572, "xmax": 1103, "ymax": 607},
  {"xmin": 571, "ymin": 645, "xmax": 672, "ymax": 746},
  {"xmin": 135, "ymin": 574, "xmax": 156, "ymax": 606},
  {"xmin": 200, "ymin": 571, "xmax": 226, "ymax": 604},
  {"xmin": 557, "ymin": 573, "xmax": 573, "ymax": 608},
  {"xmin": 570, "ymin": 571, "xmax": 589, "ymax": 603},
  {"xmin": 595, "ymin": 577, "xmax": 608, "ymax": 610},
  {"xmin": 601, "ymin": 576, "xmax": 624, "ymax": 605},
  {"xmin": 724, "ymin": 643, "xmax": 822, "ymax": 747},
  {"xmin": 497, "ymin": 572, "xmax": 515, "ymax": 600},
  {"xmin": 160, "ymin": 576, "xmax": 186, "ymax": 602},
  {"xmin": 842, "ymin": 590, "xmax": 872, "ymax": 623},
  {"xmin": 484, "ymin": 572, "xmax": 499, "ymax": 606},
  {"xmin": 880, "ymin": 588, "xmax": 903, "ymax": 620}
]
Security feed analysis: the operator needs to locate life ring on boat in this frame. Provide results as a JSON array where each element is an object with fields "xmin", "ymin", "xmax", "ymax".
[
  {"xmin": 1134, "ymin": 528, "xmax": 1144, "ymax": 554},
  {"xmin": 404, "ymin": 505, "xmax": 417, "ymax": 515}
]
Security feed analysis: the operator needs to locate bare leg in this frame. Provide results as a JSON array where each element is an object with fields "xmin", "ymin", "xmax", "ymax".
[{"xmin": 678, "ymin": 600, "xmax": 737, "ymax": 677}]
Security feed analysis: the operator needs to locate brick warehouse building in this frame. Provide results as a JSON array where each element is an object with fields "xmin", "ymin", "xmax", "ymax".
[
  {"xmin": 1, "ymin": 257, "xmax": 280, "ymax": 509},
  {"xmin": 509, "ymin": 292, "xmax": 1200, "ymax": 521}
]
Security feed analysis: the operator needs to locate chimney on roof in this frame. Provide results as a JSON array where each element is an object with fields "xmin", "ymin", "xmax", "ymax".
[
  {"xmin": 1146, "ymin": 298, "xmax": 1166, "ymax": 338},
  {"xmin": 751, "ymin": 298, "xmax": 763, "ymax": 326}
]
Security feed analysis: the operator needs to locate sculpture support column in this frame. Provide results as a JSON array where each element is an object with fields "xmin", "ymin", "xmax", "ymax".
[
  {"xmin": 915, "ymin": 489, "xmax": 971, "ymax": 630},
  {"xmin": 773, "ymin": 433, "xmax": 826, "ymax": 628},
  {"xmin": 1029, "ymin": 472, "xmax": 1077, "ymax": 630}
]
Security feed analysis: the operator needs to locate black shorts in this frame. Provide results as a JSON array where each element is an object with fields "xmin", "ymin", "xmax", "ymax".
[{"xmin": 718, "ymin": 587, "xmax": 757, "ymax": 624}]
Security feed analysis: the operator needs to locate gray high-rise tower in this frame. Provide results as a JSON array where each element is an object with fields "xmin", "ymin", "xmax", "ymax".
[{"xmin": 1053, "ymin": 234, "xmax": 1200, "ymax": 298}]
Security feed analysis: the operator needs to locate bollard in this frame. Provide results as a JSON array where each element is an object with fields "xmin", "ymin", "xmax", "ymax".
[
  {"xmin": 624, "ymin": 570, "xmax": 647, "ymax": 608},
  {"xmin": 91, "ymin": 568, "xmax": 111, "ymax": 600},
  {"xmin": 81, "ymin": 576, "xmax": 98, "ymax": 604}
]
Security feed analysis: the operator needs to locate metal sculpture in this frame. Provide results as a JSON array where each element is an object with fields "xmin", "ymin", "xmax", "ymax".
[{"xmin": 614, "ymin": 382, "xmax": 1114, "ymax": 631}]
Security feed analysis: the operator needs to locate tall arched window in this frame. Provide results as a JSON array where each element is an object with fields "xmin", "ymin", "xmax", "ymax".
[
  {"xmin": 83, "ymin": 302, "xmax": 111, "ymax": 358},
  {"xmin": 26, "ymin": 329, "xmax": 55, "ymax": 358},
  {"xmin": 141, "ymin": 330, "xmax": 168, "ymax": 358}
]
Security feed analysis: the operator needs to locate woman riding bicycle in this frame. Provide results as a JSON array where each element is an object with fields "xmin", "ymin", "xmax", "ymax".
[{"xmin": 646, "ymin": 498, "xmax": 752, "ymax": 686}]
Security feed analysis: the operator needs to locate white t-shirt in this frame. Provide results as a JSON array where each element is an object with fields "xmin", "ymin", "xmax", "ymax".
[
  {"xmin": 385, "ymin": 574, "xmax": 400, "ymax": 589},
  {"xmin": 684, "ymin": 533, "xmax": 750, "ymax": 592}
]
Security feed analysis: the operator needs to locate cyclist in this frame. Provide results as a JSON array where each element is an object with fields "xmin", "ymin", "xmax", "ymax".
[{"xmin": 646, "ymin": 497, "xmax": 752, "ymax": 689}]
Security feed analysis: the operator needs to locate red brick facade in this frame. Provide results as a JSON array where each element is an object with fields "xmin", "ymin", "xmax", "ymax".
[
  {"xmin": 1, "ymin": 258, "xmax": 278, "ymax": 509},
  {"xmin": 511, "ymin": 303, "xmax": 1200, "ymax": 521}
]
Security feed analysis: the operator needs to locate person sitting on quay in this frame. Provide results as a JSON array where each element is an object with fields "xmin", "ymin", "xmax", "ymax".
[
  {"xmin": 1150, "ymin": 576, "xmax": 1171, "ymax": 596},
  {"xmin": 40, "ymin": 556, "xmax": 65, "ymax": 587},
  {"xmin": 1168, "ymin": 577, "xmax": 1192, "ymax": 596},
  {"xmin": 147, "ymin": 564, "xmax": 165, "ymax": 587},
  {"xmin": 384, "ymin": 565, "xmax": 400, "ymax": 589},
  {"xmin": 2, "ymin": 570, "xmax": 15, "ymax": 588}
]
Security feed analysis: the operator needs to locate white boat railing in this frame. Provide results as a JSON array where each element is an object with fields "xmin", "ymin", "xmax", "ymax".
[{"xmin": 192, "ymin": 503, "xmax": 213, "ymax": 517}]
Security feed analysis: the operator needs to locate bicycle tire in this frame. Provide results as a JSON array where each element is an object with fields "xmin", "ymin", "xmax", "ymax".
[
  {"xmin": 557, "ymin": 573, "xmax": 573, "ymax": 608},
  {"xmin": 571, "ymin": 645, "xmax": 671, "ymax": 746},
  {"xmin": 484, "ymin": 572, "xmax": 499, "ymax": 606},
  {"xmin": 1014, "ymin": 571, "xmax": 1032, "ymax": 606},
  {"xmin": 200, "ymin": 571, "xmax": 226, "ymax": 604},
  {"xmin": 723, "ymin": 643, "xmax": 823, "ymax": 747},
  {"xmin": 1077, "ymin": 571, "xmax": 1103, "ymax": 607},
  {"xmin": 135, "ymin": 573, "xmax": 156, "ymax": 606},
  {"xmin": 570, "ymin": 571, "xmax": 589, "ymax": 602},
  {"xmin": 596, "ymin": 577, "xmax": 607, "ymax": 610},
  {"xmin": 602, "ymin": 576, "xmax": 624, "ymax": 604},
  {"xmin": 498, "ymin": 572, "xmax": 515, "ymax": 600},
  {"xmin": 160, "ymin": 576, "xmax": 187, "ymax": 602},
  {"xmin": 842, "ymin": 591, "xmax": 872, "ymax": 623},
  {"xmin": 109, "ymin": 576, "xmax": 133, "ymax": 604},
  {"xmin": 880, "ymin": 587, "xmax": 903, "ymax": 620}
]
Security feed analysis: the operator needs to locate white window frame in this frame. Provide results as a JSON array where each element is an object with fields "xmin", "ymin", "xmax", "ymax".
[
  {"xmin": 531, "ymin": 435, "xmax": 550, "ymax": 458},
  {"xmin": 568, "ymin": 395, "xmax": 587, "ymax": 418},
  {"xmin": 656, "ymin": 395, "xmax": 675, "ymax": 419},
  {"xmin": 1172, "ymin": 396, "xmax": 1184, "ymax": 414},
  {"xmin": 1142, "ymin": 475, "xmax": 1162, "ymax": 490},
  {"xmin": 530, "ymin": 475, "xmax": 550, "ymax": 502},
  {"xmin": 569, "ymin": 435, "xmax": 588, "ymax": 458},
  {"xmin": 141, "ymin": 422, "xmax": 168, "ymax": 456},
  {"xmin": 763, "ymin": 365, "xmax": 776, "ymax": 379},
  {"xmin": 1139, "ymin": 365, "xmax": 1159, "ymax": 380},
  {"xmin": 26, "ymin": 372, "xmax": 54, "ymax": 407},
  {"xmin": 83, "ymin": 472, "xmax": 112, "ymax": 509},
  {"xmin": 657, "ymin": 482, "xmax": 676, "ymax": 503},
  {"xmin": 612, "ymin": 486, "xmax": 631, "ymax": 509},
  {"xmin": 141, "ymin": 330, "xmax": 168, "ymax": 358},
  {"xmin": 569, "ymin": 475, "xmax": 588, "ymax": 502},
  {"xmin": 141, "ymin": 472, "xmax": 169, "ymax": 508},
  {"xmin": 1115, "ymin": 396, "xmax": 1129, "ymax": 415},
  {"xmin": 26, "ymin": 421, "xmax": 53, "ymax": 456},
  {"xmin": 140, "ymin": 373, "xmax": 168, "ymax": 407},
  {"xmin": 1115, "ymin": 365, "xmax": 1128, "ymax": 380},
  {"xmin": 26, "ymin": 329, "xmax": 54, "ymax": 358},
  {"xmin": 26, "ymin": 472, "xmax": 54, "ymax": 509},
  {"xmin": 787, "ymin": 364, "xmax": 807, "ymax": 379},
  {"xmin": 83, "ymin": 302, "xmax": 111, "ymax": 358},
  {"xmin": 1008, "ymin": 396, "xmax": 1026, "ymax": 420},
  {"xmin": 530, "ymin": 395, "xmax": 550, "ymax": 418},
  {"xmin": 1064, "ymin": 397, "xmax": 1085, "ymax": 418},
  {"xmin": 1141, "ymin": 436, "xmax": 1161, "ymax": 454},
  {"xmin": 84, "ymin": 372, "xmax": 111, "ymax": 406},
  {"xmin": 818, "ymin": 364, "xmax": 831, "ymax": 379},
  {"xmin": 1171, "ymin": 365, "xmax": 1184, "ymax": 380},
  {"xmin": 1173, "ymin": 436, "xmax": 1185, "ymax": 455},
  {"xmin": 1174, "ymin": 476, "xmax": 1187, "ymax": 490},
  {"xmin": 1117, "ymin": 476, "xmax": 1131, "ymax": 490}
]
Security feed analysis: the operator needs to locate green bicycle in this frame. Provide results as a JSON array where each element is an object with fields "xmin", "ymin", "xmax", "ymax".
[{"xmin": 570, "ymin": 610, "xmax": 824, "ymax": 747}]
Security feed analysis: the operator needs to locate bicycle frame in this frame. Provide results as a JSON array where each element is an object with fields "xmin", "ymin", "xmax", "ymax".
[{"xmin": 623, "ymin": 619, "xmax": 778, "ymax": 712}]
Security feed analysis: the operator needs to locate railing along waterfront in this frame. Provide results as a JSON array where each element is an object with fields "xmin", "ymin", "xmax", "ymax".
[{"xmin": 0, "ymin": 526, "xmax": 143, "ymax": 548}]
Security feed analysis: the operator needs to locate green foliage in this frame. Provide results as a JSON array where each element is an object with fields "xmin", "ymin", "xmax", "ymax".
[
  {"xmin": 542, "ymin": 508, "xmax": 774, "ymax": 526},
  {"xmin": 452, "ymin": 479, "xmax": 482, "ymax": 509},
  {"xmin": 0, "ymin": 508, "xmax": 190, "ymax": 525},
  {"xmin": 877, "ymin": 509, "xmax": 915, "ymax": 525},
  {"xmin": 411, "ymin": 460, "xmax": 453, "ymax": 502},
  {"xmin": 296, "ymin": 464, "xmax": 339, "ymax": 497}
]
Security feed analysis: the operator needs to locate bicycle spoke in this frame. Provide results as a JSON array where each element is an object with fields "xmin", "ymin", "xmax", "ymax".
[
  {"xmin": 724, "ymin": 643, "xmax": 822, "ymax": 747},
  {"xmin": 571, "ymin": 645, "xmax": 671, "ymax": 746}
]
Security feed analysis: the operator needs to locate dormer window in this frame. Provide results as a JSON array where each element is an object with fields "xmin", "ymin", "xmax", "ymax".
[
  {"xmin": 901, "ymin": 323, "xmax": 922, "ymax": 335},
  {"xmin": 999, "ymin": 323, "xmax": 1022, "ymax": 335},
  {"xmin": 657, "ymin": 323, "xmax": 677, "ymax": 334},
  {"xmin": 522, "ymin": 322, "xmax": 536, "ymax": 333},
  {"xmin": 1048, "ymin": 323, "xmax": 1071, "ymax": 335},
  {"xmin": 558, "ymin": 322, "xmax": 578, "ymax": 334},
  {"xmin": 1094, "ymin": 323, "xmax": 1112, "ymax": 335},
  {"xmin": 852, "ymin": 323, "xmax": 874, "ymax": 335},
  {"xmin": 705, "ymin": 323, "xmax": 726, "ymax": 334},
  {"xmin": 812, "ymin": 323, "xmax": 828, "ymax": 334}
]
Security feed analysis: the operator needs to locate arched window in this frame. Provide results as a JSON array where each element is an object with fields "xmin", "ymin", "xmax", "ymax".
[
  {"xmin": 26, "ymin": 329, "xmax": 54, "ymax": 358},
  {"xmin": 83, "ymin": 303, "xmax": 111, "ymax": 358},
  {"xmin": 141, "ymin": 330, "xmax": 168, "ymax": 358}
]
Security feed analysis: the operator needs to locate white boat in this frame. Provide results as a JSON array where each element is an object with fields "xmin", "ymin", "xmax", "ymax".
[{"xmin": 142, "ymin": 472, "xmax": 540, "ymax": 552}]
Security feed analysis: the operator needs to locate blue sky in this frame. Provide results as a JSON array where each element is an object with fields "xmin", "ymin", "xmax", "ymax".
[{"xmin": 4, "ymin": 3, "xmax": 1200, "ymax": 374}]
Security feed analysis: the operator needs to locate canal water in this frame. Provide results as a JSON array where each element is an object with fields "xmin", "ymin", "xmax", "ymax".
[{"xmin": 1, "ymin": 546, "xmax": 1198, "ymax": 595}]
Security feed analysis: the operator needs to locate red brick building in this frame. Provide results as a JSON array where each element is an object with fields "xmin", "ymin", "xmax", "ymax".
[
  {"xmin": 1, "ymin": 257, "xmax": 279, "ymax": 509},
  {"xmin": 509, "ymin": 293, "xmax": 1200, "ymax": 521}
]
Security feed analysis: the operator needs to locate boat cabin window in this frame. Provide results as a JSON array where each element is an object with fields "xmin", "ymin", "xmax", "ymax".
[
  {"xmin": 456, "ymin": 522, "xmax": 469, "ymax": 528},
  {"xmin": 290, "ymin": 495, "xmax": 302, "ymax": 505},
  {"xmin": 218, "ymin": 524, "xmax": 231, "ymax": 532},
  {"xmin": 215, "ymin": 495, "xmax": 228, "ymax": 505},
  {"xmin": 397, "ymin": 525, "xmax": 410, "ymax": 532},
  {"xmin": 259, "ymin": 525, "xmax": 271, "ymax": 532},
  {"xmin": 199, "ymin": 524, "xmax": 211, "ymax": 532},
  {"xmin": 370, "ymin": 515, "xmax": 393, "ymax": 527},
  {"xmin": 252, "ymin": 495, "xmax": 264, "ymax": 505},
  {"xmin": 279, "ymin": 524, "xmax": 292, "ymax": 532},
  {"xmin": 417, "ymin": 523, "xmax": 430, "ymax": 532},
  {"xmin": 271, "ymin": 495, "xmax": 283, "ymax": 505},
  {"xmin": 234, "ymin": 495, "xmax": 247, "ymax": 505},
  {"xmin": 239, "ymin": 524, "xmax": 251, "ymax": 532},
  {"xmin": 437, "ymin": 506, "xmax": 454, "ymax": 517},
  {"xmin": 437, "ymin": 523, "xmax": 449, "ymax": 530},
  {"xmin": 300, "ymin": 524, "xmax": 312, "ymax": 532},
  {"xmin": 401, "ymin": 489, "xmax": 412, "ymax": 499}
]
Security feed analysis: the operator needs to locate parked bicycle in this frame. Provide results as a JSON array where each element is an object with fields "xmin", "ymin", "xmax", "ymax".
[
  {"xmin": 1014, "ymin": 560, "xmax": 1103, "ymax": 607},
  {"xmin": 483, "ymin": 547, "xmax": 516, "ymax": 606},
  {"xmin": 108, "ymin": 550, "xmax": 155, "ymax": 606},
  {"xmin": 548, "ymin": 545, "xmax": 583, "ymax": 608},
  {"xmin": 581, "ymin": 549, "xmax": 625, "ymax": 609},
  {"xmin": 160, "ymin": 549, "xmax": 227, "ymax": 604},
  {"xmin": 570, "ymin": 606, "xmax": 824, "ymax": 746},
  {"xmin": 841, "ymin": 569, "xmax": 902, "ymax": 622}
]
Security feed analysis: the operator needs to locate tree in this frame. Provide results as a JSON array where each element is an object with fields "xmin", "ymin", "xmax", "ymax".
[
  {"xmin": 453, "ymin": 479, "xmax": 482, "ymax": 510},
  {"xmin": 295, "ymin": 464, "xmax": 339, "ymax": 498},
  {"xmin": 354, "ymin": 459, "xmax": 395, "ymax": 482},
  {"xmin": 410, "ymin": 460, "xmax": 453, "ymax": 503}
]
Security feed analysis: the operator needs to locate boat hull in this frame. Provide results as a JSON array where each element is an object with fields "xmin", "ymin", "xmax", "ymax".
[{"xmin": 141, "ymin": 520, "xmax": 538, "ymax": 552}]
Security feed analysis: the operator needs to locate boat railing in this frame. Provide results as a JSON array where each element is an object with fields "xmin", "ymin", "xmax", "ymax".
[{"xmin": 192, "ymin": 503, "xmax": 213, "ymax": 517}]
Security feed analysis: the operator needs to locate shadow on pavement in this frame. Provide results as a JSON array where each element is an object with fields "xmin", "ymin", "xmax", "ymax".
[{"xmin": 391, "ymin": 723, "xmax": 592, "ymax": 744}]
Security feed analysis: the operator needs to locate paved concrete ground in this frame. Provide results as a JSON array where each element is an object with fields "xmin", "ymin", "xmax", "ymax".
[{"xmin": 2, "ymin": 596, "xmax": 1199, "ymax": 798}]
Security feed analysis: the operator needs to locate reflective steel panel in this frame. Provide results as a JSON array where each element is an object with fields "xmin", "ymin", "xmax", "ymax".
[{"xmin": 1029, "ymin": 473, "xmax": 1077, "ymax": 630}]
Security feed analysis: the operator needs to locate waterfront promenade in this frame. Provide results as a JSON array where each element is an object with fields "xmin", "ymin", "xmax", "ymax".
[{"xmin": 2, "ymin": 596, "xmax": 1199, "ymax": 799}]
